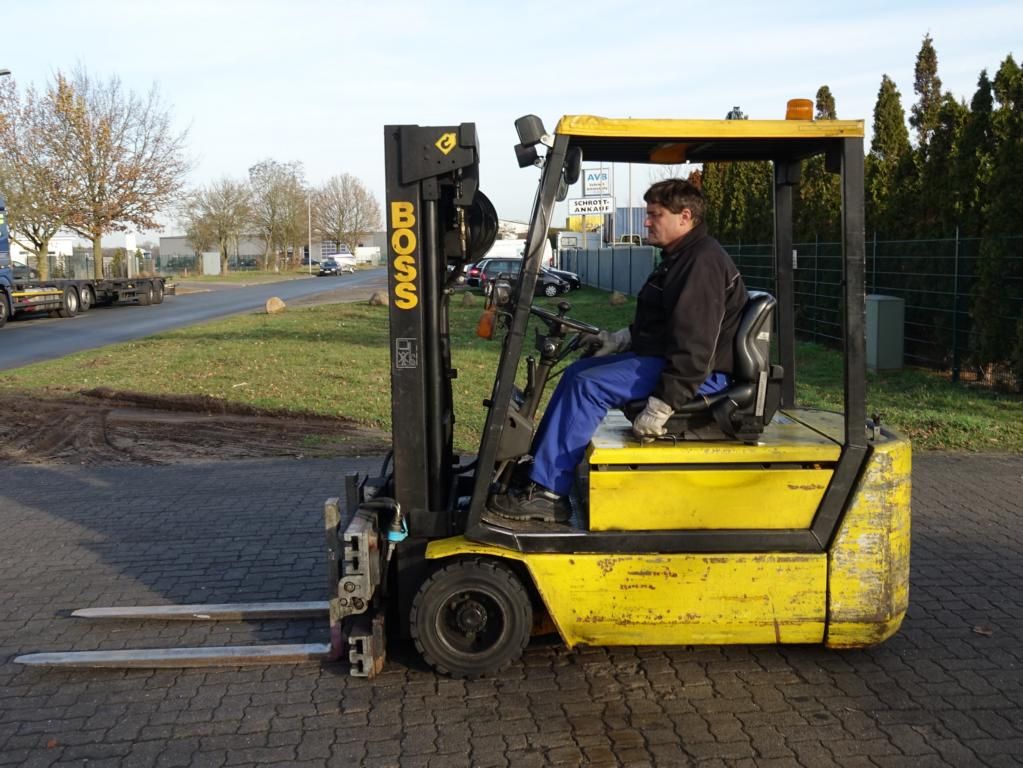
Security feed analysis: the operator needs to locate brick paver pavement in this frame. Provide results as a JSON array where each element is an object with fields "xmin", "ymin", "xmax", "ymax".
[{"xmin": 1, "ymin": 452, "xmax": 1021, "ymax": 767}]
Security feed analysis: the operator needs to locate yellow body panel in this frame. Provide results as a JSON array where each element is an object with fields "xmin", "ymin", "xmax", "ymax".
[
  {"xmin": 426, "ymin": 539, "xmax": 826, "ymax": 647},
  {"xmin": 589, "ymin": 467, "xmax": 831, "ymax": 530},
  {"xmin": 426, "ymin": 415, "xmax": 910, "ymax": 651},
  {"xmin": 826, "ymin": 430, "xmax": 912, "ymax": 647},
  {"xmin": 587, "ymin": 409, "xmax": 839, "ymax": 531},
  {"xmin": 555, "ymin": 115, "xmax": 865, "ymax": 140},
  {"xmin": 588, "ymin": 410, "xmax": 841, "ymax": 466}
]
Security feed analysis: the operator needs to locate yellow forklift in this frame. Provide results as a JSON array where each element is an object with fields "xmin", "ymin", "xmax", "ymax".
[{"xmin": 17, "ymin": 106, "xmax": 910, "ymax": 679}]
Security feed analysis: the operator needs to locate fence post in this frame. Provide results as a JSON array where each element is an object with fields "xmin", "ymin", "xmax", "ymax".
[
  {"xmin": 871, "ymin": 232, "xmax": 877, "ymax": 293},
  {"xmin": 951, "ymin": 226, "xmax": 961, "ymax": 384},
  {"xmin": 611, "ymin": 246, "xmax": 616, "ymax": 294},
  {"xmin": 813, "ymin": 235, "xmax": 819, "ymax": 343}
]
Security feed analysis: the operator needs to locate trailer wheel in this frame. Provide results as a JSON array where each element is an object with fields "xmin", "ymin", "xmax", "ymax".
[
  {"xmin": 137, "ymin": 281, "xmax": 153, "ymax": 306},
  {"xmin": 152, "ymin": 281, "xmax": 165, "ymax": 304},
  {"xmin": 0, "ymin": 291, "xmax": 9, "ymax": 328},
  {"xmin": 410, "ymin": 557, "xmax": 532, "ymax": 679},
  {"xmin": 57, "ymin": 287, "xmax": 79, "ymax": 318},
  {"xmin": 79, "ymin": 285, "xmax": 94, "ymax": 312}
]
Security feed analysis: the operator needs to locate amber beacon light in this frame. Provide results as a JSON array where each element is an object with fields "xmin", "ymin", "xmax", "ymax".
[{"xmin": 786, "ymin": 99, "xmax": 814, "ymax": 120}]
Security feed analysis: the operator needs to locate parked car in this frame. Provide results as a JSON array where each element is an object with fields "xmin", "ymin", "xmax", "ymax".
[
  {"xmin": 474, "ymin": 257, "xmax": 577, "ymax": 298},
  {"xmin": 318, "ymin": 257, "xmax": 343, "ymax": 276},
  {"xmin": 11, "ymin": 261, "xmax": 39, "ymax": 280},
  {"xmin": 545, "ymin": 266, "xmax": 581, "ymax": 291}
]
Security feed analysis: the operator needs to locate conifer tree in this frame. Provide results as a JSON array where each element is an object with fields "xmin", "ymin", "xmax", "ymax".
[
  {"xmin": 865, "ymin": 76, "xmax": 911, "ymax": 236},
  {"xmin": 795, "ymin": 86, "xmax": 842, "ymax": 241},
  {"xmin": 972, "ymin": 56, "xmax": 1023, "ymax": 372},
  {"xmin": 910, "ymin": 34, "xmax": 944, "ymax": 151},
  {"xmin": 917, "ymin": 94, "xmax": 968, "ymax": 237},
  {"xmin": 955, "ymin": 71, "xmax": 995, "ymax": 238}
]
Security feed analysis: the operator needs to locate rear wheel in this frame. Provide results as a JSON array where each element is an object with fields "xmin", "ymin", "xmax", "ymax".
[
  {"xmin": 152, "ymin": 281, "xmax": 165, "ymax": 304},
  {"xmin": 410, "ymin": 558, "xmax": 532, "ymax": 679},
  {"xmin": 57, "ymin": 287, "xmax": 79, "ymax": 318},
  {"xmin": 79, "ymin": 285, "xmax": 94, "ymax": 312},
  {"xmin": 0, "ymin": 291, "xmax": 9, "ymax": 327},
  {"xmin": 137, "ymin": 281, "xmax": 153, "ymax": 306}
]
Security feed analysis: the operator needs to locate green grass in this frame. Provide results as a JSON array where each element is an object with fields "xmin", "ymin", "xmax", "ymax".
[
  {"xmin": 1, "ymin": 286, "xmax": 1019, "ymax": 453},
  {"xmin": 169, "ymin": 270, "xmax": 318, "ymax": 284}
]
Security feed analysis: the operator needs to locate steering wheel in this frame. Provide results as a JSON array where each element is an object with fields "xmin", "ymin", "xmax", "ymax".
[
  {"xmin": 529, "ymin": 302, "xmax": 602, "ymax": 363},
  {"xmin": 529, "ymin": 303, "xmax": 600, "ymax": 336}
]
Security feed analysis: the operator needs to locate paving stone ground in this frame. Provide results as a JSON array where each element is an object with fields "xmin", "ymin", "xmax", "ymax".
[{"xmin": 1, "ymin": 452, "xmax": 1021, "ymax": 767}]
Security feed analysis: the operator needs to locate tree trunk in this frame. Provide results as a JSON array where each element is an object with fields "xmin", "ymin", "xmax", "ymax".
[
  {"xmin": 37, "ymin": 238, "xmax": 51, "ymax": 281},
  {"xmin": 220, "ymin": 243, "xmax": 229, "ymax": 275},
  {"xmin": 92, "ymin": 237, "xmax": 103, "ymax": 279}
]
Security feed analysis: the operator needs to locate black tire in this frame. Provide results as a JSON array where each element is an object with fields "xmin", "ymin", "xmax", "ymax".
[
  {"xmin": 137, "ymin": 281, "xmax": 153, "ymax": 306},
  {"xmin": 543, "ymin": 282, "xmax": 559, "ymax": 298},
  {"xmin": 410, "ymin": 557, "xmax": 532, "ymax": 679},
  {"xmin": 0, "ymin": 291, "xmax": 9, "ymax": 328},
  {"xmin": 57, "ymin": 287, "xmax": 79, "ymax": 318},
  {"xmin": 152, "ymin": 281, "xmax": 165, "ymax": 304},
  {"xmin": 79, "ymin": 285, "xmax": 94, "ymax": 312}
]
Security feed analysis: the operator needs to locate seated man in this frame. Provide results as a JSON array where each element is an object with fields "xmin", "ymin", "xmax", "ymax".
[{"xmin": 487, "ymin": 179, "xmax": 749, "ymax": 523}]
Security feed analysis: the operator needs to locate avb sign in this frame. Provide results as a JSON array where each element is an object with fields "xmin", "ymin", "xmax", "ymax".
[
  {"xmin": 568, "ymin": 197, "xmax": 615, "ymax": 215},
  {"xmin": 583, "ymin": 169, "xmax": 610, "ymax": 196}
]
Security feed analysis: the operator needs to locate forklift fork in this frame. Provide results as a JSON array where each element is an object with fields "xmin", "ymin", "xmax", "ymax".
[{"xmin": 15, "ymin": 475, "xmax": 389, "ymax": 678}]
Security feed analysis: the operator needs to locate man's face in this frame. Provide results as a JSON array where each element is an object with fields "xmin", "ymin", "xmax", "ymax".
[{"xmin": 645, "ymin": 203, "xmax": 693, "ymax": 247}]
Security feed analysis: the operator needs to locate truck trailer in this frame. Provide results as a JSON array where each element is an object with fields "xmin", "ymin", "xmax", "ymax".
[{"xmin": 0, "ymin": 195, "xmax": 169, "ymax": 328}]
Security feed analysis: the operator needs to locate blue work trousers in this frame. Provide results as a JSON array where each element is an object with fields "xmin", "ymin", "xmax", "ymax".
[{"xmin": 529, "ymin": 353, "xmax": 728, "ymax": 495}]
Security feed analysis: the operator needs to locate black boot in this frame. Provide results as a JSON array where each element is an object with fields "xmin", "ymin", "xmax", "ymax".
[{"xmin": 487, "ymin": 483, "xmax": 571, "ymax": 524}]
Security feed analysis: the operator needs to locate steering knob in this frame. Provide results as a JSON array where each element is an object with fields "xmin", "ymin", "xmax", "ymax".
[{"xmin": 557, "ymin": 301, "xmax": 571, "ymax": 315}]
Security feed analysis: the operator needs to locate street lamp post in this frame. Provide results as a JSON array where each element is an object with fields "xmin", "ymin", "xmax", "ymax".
[{"xmin": 307, "ymin": 196, "xmax": 313, "ymax": 275}]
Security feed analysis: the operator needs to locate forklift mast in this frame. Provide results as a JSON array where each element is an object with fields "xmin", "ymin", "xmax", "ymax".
[{"xmin": 382, "ymin": 124, "xmax": 495, "ymax": 537}]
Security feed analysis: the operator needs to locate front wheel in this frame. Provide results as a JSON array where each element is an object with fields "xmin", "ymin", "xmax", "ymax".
[
  {"xmin": 410, "ymin": 558, "xmax": 532, "ymax": 679},
  {"xmin": 543, "ymin": 283, "xmax": 559, "ymax": 298},
  {"xmin": 0, "ymin": 291, "xmax": 9, "ymax": 327}
]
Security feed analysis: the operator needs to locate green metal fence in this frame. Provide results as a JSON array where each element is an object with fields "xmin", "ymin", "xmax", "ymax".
[{"xmin": 725, "ymin": 234, "xmax": 1023, "ymax": 389}]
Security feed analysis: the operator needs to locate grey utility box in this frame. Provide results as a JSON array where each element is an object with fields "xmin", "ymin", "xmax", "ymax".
[{"xmin": 865, "ymin": 294, "xmax": 905, "ymax": 371}]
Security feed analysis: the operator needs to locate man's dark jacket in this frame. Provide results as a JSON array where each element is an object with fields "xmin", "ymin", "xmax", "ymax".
[{"xmin": 630, "ymin": 223, "xmax": 748, "ymax": 409}]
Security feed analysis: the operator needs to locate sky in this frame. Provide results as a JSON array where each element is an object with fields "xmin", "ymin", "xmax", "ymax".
[{"xmin": 3, "ymin": 0, "xmax": 1020, "ymax": 243}]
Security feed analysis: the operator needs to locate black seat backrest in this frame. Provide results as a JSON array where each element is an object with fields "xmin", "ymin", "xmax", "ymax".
[{"xmin": 733, "ymin": 291, "xmax": 776, "ymax": 385}]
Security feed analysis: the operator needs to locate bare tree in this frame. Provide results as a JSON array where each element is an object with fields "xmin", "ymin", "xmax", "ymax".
[
  {"xmin": 0, "ymin": 77, "xmax": 72, "ymax": 279},
  {"xmin": 49, "ymin": 67, "xmax": 189, "ymax": 279},
  {"xmin": 314, "ymin": 173, "xmax": 381, "ymax": 255},
  {"xmin": 249, "ymin": 159, "xmax": 305, "ymax": 270},
  {"xmin": 180, "ymin": 178, "xmax": 252, "ymax": 274}
]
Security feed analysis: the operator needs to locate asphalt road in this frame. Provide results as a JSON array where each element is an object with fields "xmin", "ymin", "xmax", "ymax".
[{"xmin": 0, "ymin": 269, "xmax": 386, "ymax": 371}]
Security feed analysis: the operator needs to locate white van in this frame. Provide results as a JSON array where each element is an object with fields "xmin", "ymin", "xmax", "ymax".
[{"xmin": 482, "ymin": 238, "xmax": 553, "ymax": 267}]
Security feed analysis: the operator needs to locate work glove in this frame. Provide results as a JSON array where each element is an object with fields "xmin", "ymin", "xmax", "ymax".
[
  {"xmin": 586, "ymin": 327, "xmax": 631, "ymax": 357},
  {"xmin": 632, "ymin": 396, "xmax": 674, "ymax": 441}
]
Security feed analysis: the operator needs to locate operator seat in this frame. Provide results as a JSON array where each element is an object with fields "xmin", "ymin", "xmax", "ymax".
[{"xmin": 623, "ymin": 291, "xmax": 783, "ymax": 443}]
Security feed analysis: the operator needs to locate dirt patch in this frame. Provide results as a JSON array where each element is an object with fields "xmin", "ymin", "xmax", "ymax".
[{"xmin": 0, "ymin": 388, "xmax": 390, "ymax": 465}]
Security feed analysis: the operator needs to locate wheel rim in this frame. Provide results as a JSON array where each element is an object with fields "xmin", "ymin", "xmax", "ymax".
[
  {"xmin": 81, "ymin": 288, "xmax": 92, "ymax": 309},
  {"xmin": 545, "ymin": 284, "xmax": 558, "ymax": 297},
  {"xmin": 67, "ymin": 291, "xmax": 78, "ymax": 313},
  {"xmin": 435, "ymin": 588, "xmax": 507, "ymax": 657}
]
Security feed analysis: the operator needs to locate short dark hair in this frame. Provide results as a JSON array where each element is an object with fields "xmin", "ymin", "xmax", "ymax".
[{"xmin": 644, "ymin": 179, "xmax": 705, "ymax": 225}]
